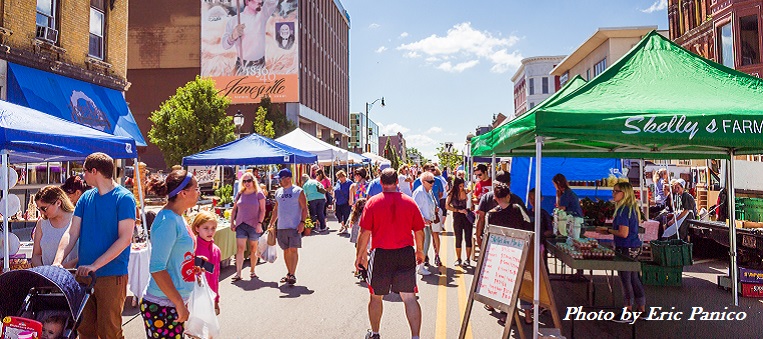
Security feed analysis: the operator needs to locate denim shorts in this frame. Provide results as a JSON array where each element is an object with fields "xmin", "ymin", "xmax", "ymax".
[{"xmin": 235, "ymin": 222, "xmax": 262, "ymax": 241}]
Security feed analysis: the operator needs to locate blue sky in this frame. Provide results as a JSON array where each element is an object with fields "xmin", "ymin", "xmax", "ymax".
[{"xmin": 340, "ymin": 0, "xmax": 668, "ymax": 160}]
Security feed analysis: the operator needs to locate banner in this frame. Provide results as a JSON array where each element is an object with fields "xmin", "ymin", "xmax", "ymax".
[{"xmin": 201, "ymin": 0, "xmax": 299, "ymax": 104}]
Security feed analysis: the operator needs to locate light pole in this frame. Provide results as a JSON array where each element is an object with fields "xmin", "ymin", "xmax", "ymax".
[
  {"xmin": 365, "ymin": 97, "xmax": 385, "ymax": 153},
  {"xmin": 233, "ymin": 110, "xmax": 245, "ymax": 139},
  {"xmin": 465, "ymin": 133, "xmax": 474, "ymax": 179}
]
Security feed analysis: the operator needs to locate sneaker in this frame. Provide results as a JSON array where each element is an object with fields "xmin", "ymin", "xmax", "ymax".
[
  {"xmin": 454, "ymin": 259, "xmax": 462, "ymax": 267},
  {"xmin": 434, "ymin": 255, "xmax": 442, "ymax": 267},
  {"xmin": 461, "ymin": 259, "xmax": 470, "ymax": 267},
  {"xmin": 417, "ymin": 264, "xmax": 431, "ymax": 276},
  {"xmin": 424, "ymin": 256, "xmax": 430, "ymax": 266},
  {"xmin": 364, "ymin": 330, "xmax": 380, "ymax": 339}
]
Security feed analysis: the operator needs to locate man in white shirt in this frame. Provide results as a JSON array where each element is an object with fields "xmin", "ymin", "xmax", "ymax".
[
  {"xmin": 398, "ymin": 165, "xmax": 414, "ymax": 197},
  {"xmin": 412, "ymin": 172, "xmax": 441, "ymax": 275},
  {"xmin": 221, "ymin": 0, "xmax": 278, "ymax": 75}
]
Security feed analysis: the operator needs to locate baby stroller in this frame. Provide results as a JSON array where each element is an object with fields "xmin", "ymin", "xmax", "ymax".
[{"xmin": 0, "ymin": 266, "xmax": 96, "ymax": 339}]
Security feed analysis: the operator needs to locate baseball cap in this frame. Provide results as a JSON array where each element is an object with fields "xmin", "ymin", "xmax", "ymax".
[
  {"xmin": 379, "ymin": 163, "xmax": 391, "ymax": 170},
  {"xmin": 277, "ymin": 168, "xmax": 292, "ymax": 179},
  {"xmin": 670, "ymin": 178, "xmax": 686, "ymax": 187}
]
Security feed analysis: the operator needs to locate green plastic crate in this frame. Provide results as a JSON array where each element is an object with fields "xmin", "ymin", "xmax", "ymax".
[
  {"xmin": 651, "ymin": 239, "xmax": 693, "ymax": 266},
  {"xmin": 641, "ymin": 263, "xmax": 682, "ymax": 286}
]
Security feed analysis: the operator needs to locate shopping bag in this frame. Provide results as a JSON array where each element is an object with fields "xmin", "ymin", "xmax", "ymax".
[
  {"xmin": 185, "ymin": 275, "xmax": 220, "ymax": 339},
  {"xmin": 266, "ymin": 227, "xmax": 277, "ymax": 246},
  {"xmin": 257, "ymin": 237, "xmax": 268, "ymax": 258},
  {"xmin": 265, "ymin": 245, "xmax": 278, "ymax": 263}
]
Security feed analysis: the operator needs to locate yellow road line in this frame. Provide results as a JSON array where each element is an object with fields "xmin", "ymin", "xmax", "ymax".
[
  {"xmin": 456, "ymin": 252, "xmax": 473, "ymax": 339},
  {"xmin": 435, "ymin": 234, "xmax": 448, "ymax": 339}
]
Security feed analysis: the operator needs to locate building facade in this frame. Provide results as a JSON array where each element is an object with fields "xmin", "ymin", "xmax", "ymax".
[
  {"xmin": 128, "ymin": 0, "xmax": 350, "ymax": 169},
  {"xmin": 349, "ymin": 111, "xmax": 379, "ymax": 155},
  {"xmin": 0, "ymin": 0, "xmax": 144, "ymax": 148},
  {"xmin": 378, "ymin": 132, "xmax": 407, "ymax": 162},
  {"xmin": 669, "ymin": 0, "xmax": 763, "ymax": 76},
  {"xmin": 511, "ymin": 56, "xmax": 565, "ymax": 116},
  {"xmin": 551, "ymin": 27, "xmax": 662, "ymax": 86}
]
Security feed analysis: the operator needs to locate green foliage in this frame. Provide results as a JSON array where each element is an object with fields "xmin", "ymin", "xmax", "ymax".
[
  {"xmin": 253, "ymin": 106, "xmax": 275, "ymax": 138},
  {"xmin": 383, "ymin": 139, "xmax": 400, "ymax": 169},
  {"xmin": 148, "ymin": 76, "xmax": 235, "ymax": 167},
  {"xmin": 435, "ymin": 145, "xmax": 462, "ymax": 172},
  {"xmin": 406, "ymin": 147, "xmax": 429, "ymax": 165},
  {"xmin": 260, "ymin": 95, "xmax": 296, "ymax": 137},
  {"xmin": 214, "ymin": 184, "xmax": 233, "ymax": 205},
  {"xmin": 580, "ymin": 197, "xmax": 616, "ymax": 225}
]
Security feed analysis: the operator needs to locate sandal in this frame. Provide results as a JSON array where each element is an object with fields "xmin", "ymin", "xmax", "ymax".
[
  {"xmin": 280, "ymin": 275, "xmax": 289, "ymax": 283},
  {"xmin": 231, "ymin": 275, "xmax": 242, "ymax": 282},
  {"xmin": 250, "ymin": 271, "xmax": 258, "ymax": 279}
]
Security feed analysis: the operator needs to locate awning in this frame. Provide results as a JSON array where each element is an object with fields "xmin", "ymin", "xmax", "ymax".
[{"xmin": 6, "ymin": 63, "xmax": 147, "ymax": 146}]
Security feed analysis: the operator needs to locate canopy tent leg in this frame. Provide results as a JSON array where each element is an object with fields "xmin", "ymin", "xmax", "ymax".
[
  {"xmin": 491, "ymin": 154, "xmax": 496, "ymax": 181},
  {"xmin": 640, "ymin": 159, "xmax": 646, "ymax": 218},
  {"xmin": 525, "ymin": 157, "xmax": 533, "ymax": 207},
  {"xmin": 533, "ymin": 136, "xmax": 543, "ymax": 339},
  {"xmin": 727, "ymin": 153, "xmax": 739, "ymax": 306},
  {"xmin": 134, "ymin": 159, "xmax": 147, "ymax": 236},
  {"xmin": 2, "ymin": 153, "xmax": 8, "ymax": 272}
]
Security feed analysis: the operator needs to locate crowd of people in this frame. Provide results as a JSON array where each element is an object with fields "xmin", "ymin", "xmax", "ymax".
[{"xmin": 20, "ymin": 150, "xmax": 706, "ymax": 339}]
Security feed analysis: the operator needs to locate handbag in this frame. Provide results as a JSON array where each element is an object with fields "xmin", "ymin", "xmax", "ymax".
[
  {"xmin": 465, "ymin": 210, "xmax": 476, "ymax": 224},
  {"xmin": 185, "ymin": 275, "xmax": 220, "ymax": 339},
  {"xmin": 266, "ymin": 226, "xmax": 277, "ymax": 246},
  {"xmin": 433, "ymin": 207, "xmax": 441, "ymax": 224}
]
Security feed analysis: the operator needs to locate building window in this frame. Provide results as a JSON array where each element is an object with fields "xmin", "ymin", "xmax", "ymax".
[
  {"xmin": 541, "ymin": 77, "xmax": 549, "ymax": 94},
  {"xmin": 529, "ymin": 78, "xmax": 534, "ymax": 95},
  {"xmin": 36, "ymin": 0, "xmax": 56, "ymax": 28},
  {"xmin": 586, "ymin": 69, "xmax": 591, "ymax": 80},
  {"xmin": 89, "ymin": 0, "xmax": 106, "ymax": 59},
  {"xmin": 529, "ymin": 102, "xmax": 535, "ymax": 109},
  {"xmin": 740, "ymin": 15, "xmax": 760, "ymax": 66},
  {"xmin": 560, "ymin": 72, "xmax": 569, "ymax": 86},
  {"xmin": 718, "ymin": 22, "xmax": 734, "ymax": 68},
  {"xmin": 594, "ymin": 58, "xmax": 607, "ymax": 76}
]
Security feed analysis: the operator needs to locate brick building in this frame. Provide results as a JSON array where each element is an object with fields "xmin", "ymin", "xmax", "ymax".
[
  {"xmin": 669, "ymin": 0, "xmax": 763, "ymax": 76},
  {"xmin": 378, "ymin": 132, "xmax": 407, "ymax": 162},
  {"xmin": 511, "ymin": 56, "xmax": 565, "ymax": 117},
  {"xmin": 128, "ymin": 0, "xmax": 350, "ymax": 169},
  {"xmin": 0, "ymin": 0, "xmax": 144, "ymax": 147}
]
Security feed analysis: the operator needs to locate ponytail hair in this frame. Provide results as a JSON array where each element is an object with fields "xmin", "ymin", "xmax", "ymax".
[{"xmin": 147, "ymin": 170, "xmax": 191, "ymax": 201}]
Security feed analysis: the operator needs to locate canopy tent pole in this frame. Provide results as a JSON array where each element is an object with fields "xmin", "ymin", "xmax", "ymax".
[
  {"xmin": 640, "ymin": 159, "xmax": 646, "ymax": 218},
  {"xmin": 2, "ymin": 152, "xmax": 8, "ymax": 272},
  {"xmin": 268, "ymin": 165, "xmax": 272, "ymax": 192},
  {"xmin": 533, "ymin": 136, "xmax": 542, "ymax": 339},
  {"xmin": 525, "ymin": 157, "xmax": 533, "ymax": 207},
  {"xmin": 727, "ymin": 152, "xmax": 739, "ymax": 306},
  {"xmin": 491, "ymin": 154, "xmax": 496, "ymax": 181},
  {"xmin": 134, "ymin": 159, "xmax": 147, "ymax": 236}
]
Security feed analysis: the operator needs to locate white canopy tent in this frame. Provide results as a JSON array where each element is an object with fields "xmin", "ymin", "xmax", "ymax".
[
  {"xmin": 276, "ymin": 129, "xmax": 349, "ymax": 165},
  {"xmin": 361, "ymin": 152, "xmax": 391, "ymax": 166}
]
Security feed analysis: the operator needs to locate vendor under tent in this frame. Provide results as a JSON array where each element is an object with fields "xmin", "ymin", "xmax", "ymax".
[
  {"xmin": 181, "ymin": 133, "xmax": 318, "ymax": 166},
  {"xmin": 276, "ymin": 128, "xmax": 349, "ymax": 165},
  {"xmin": 472, "ymin": 30, "xmax": 763, "ymax": 334},
  {"xmin": 0, "ymin": 99, "xmax": 139, "ymax": 272}
]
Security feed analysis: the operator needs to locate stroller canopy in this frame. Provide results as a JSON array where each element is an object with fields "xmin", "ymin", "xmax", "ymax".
[{"xmin": 0, "ymin": 266, "xmax": 87, "ymax": 319}]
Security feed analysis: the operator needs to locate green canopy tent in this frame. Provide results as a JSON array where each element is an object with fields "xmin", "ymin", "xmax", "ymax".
[{"xmin": 474, "ymin": 31, "xmax": 763, "ymax": 330}]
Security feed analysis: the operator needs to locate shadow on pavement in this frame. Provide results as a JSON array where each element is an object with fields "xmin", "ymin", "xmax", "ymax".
[
  {"xmin": 278, "ymin": 284, "xmax": 314, "ymax": 298},
  {"xmin": 420, "ymin": 266, "xmax": 459, "ymax": 288},
  {"xmin": 233, "ymin": 278, "xmax": 279, "ymax": 291}
]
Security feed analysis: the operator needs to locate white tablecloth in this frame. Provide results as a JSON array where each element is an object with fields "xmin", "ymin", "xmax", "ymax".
[{"xmin": 127, "ymin": 243, "xmax": 151, "ymax": 300}]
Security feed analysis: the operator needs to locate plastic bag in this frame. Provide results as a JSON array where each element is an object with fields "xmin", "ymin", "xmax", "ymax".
[
  {"xmin": 257, "ymin": 237, "xmax": 268, "ymax": 258},
  {"xmin": 185, "ymin": 275, "xmax": 220, "ymax": 339},
  {"xmin": 264, "ymin": 245, "xmax": 278, "ymax": 263}
]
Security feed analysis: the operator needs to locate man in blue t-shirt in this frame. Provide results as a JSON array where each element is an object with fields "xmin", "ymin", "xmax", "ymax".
[
  {"xmin": 54, "ymin": 152, "xmax": 136, "ymax": 339},
  {"xmin": 365, "ymin": 163, "xmax": 391, "ymax": 197}
]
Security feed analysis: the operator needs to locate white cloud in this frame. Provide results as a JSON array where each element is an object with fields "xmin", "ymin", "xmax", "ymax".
[
  {"xmin": 369, "ymin": 23, "xmax": 381, "ymax": 29},
  {"xmin": 379, "ymin": 122, "xmax": 410, "ymax": 136},
  {"xmin": 437, "ymin": 60, "xmax": 480, "ymax": 73},
  {"xmin": 396, "ymin": 22, "xmax": 522, "ymax": 73},
  {"xmin": 404, "ymin": 51, "xmax": 422, "ymax": 58},
  {"xmin": 375, "ymin": 46, "xmax": 388, "ymax": 53},
  {"xmin": 426, "ymin": 127, "xmax": 443, "ymax": 134},
  {"xmin": 400, "ymin": 32, "xmax": 409, "ymax": 38},
  {"xmin": 406, "ymin": 134, "xmax": 439, "ymax": 160},
  {"xmin": 425, "ymin": 56, "xmax": 440, "ymax": 63},
  {"xmin": 641, "ymin": 0, "xmax": 667, "ymax": 13}
]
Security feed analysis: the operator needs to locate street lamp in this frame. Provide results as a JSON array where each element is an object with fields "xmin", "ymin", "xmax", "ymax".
[
  {"xmin": 233, "ymin": 110, "xmax": 245, "ymax": 138},
  {"xmin": 365, "ymin": 97, "xmax": 385, "ymax": 153}
]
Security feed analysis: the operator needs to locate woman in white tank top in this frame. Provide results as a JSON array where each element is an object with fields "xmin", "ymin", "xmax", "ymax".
[{"xmin": 31, "ymin": 185, "xmax": 78, "ymax": 267}]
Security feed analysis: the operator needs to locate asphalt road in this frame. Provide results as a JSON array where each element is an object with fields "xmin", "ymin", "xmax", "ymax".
[{"xmin": 120, "ymin": 214, "xmax": 763, "ymax": 338}]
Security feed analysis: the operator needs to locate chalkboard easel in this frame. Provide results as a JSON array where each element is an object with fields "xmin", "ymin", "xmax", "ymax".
[{"xmin": 459, "ymin": 225, "xmax": 533, "ymax": 339}]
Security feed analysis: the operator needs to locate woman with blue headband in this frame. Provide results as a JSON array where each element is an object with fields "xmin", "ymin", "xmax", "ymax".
[{"xmin": 141, "ymin": 170, "xmax": 201, "ymax": 338}]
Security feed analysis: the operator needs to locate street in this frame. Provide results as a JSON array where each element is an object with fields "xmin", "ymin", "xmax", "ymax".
[{"xmin": 121, "ymin": 214, "xmax": 763, "ymax": 338}]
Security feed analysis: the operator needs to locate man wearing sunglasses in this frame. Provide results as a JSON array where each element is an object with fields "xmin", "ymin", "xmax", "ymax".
[
  {"xmin": 472, "ymin": 164, "xmax": 492, "ymax": 207},
  {"xmin": 53, "ymin": 152, "xmax": 137, "ymax": 339}
]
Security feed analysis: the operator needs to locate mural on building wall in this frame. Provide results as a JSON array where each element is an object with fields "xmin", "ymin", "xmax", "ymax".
[{"xmin": 201, "ymin": 0, "xmax": 298, "ymax": 104}]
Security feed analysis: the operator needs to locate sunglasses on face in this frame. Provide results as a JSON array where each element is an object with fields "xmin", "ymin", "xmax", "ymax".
[
  {"xmin": 242, "ymin": 179, "xmax": 254, "ymax": 183},
  {"xmin": 38, "ymin": 202, "xmax": 56, "ymax": 212},
  {"xmin": 424, "ymin": 180, "xmax": 435, "ymax": 184}
]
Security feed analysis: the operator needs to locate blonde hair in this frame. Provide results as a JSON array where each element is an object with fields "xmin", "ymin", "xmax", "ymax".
[
  {"xmin": 652, "ymin": 168, "xmax": 667, "ymax": 183},
  {"xmin": 238, "ymin": 172, "xmax": 260, "ymax": 195},
  {"xmin": 191, "ymin": 211, "xmax": 218, "ymax": 235},
  {"xmin": 613, "ymin": 182, "xmax": 641, "ymax": 221},
  {"xmin": 336, "ymin": 170, "xmax": 347, "ymax": 179},
  {"xmin": 34, "ymin": 185, "xmax": 75, "ymax": 217}
]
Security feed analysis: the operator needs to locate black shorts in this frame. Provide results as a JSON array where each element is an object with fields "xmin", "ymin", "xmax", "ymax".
[{"xmin": 367, "ymin": 247, "xmax": 417, "ymax": 295}]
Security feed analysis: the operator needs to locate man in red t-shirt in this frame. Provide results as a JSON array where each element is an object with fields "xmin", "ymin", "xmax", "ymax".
[
  {"xmin": 356, "ymin": 168, "xmax": 425, "ymax": 339},
  {"xmin": 472, "ymin": 163, "xmax": 492, "ymax": 207}
]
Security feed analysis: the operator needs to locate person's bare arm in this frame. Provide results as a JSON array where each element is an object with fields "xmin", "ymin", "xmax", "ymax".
[
  {"xmin": 151, "ymin": 270, "xmax": 189, "ymax": 322},
  {"xmin": 31, "ymin": 221, "xmax": 44, "ymax": 267},
  {"xmin": 414, "ymin": 229, "xmax": 425, "ymax": 264},
  {"xmin": 76, "ymin": 218, "xmax": 133, "ymax": 276},
  {"xmin": 349, "ymin": 184, "xmax": 356, "ymax": 206},
  {"xmin": 298, "ymin": 191, "xmax": 307, "ymax": 233},
  {"xmin": 53, "ymin": 216, "xmax": 81, "ymax": 266},
  {"xmin": 355, "ymin": 229, "xmax": 371, "ymax": 270},
  {"xmin": 257, "ymin": 197, "xmax": 266, "ymax": 233},
  {"xmin": 268, "ymin": 200, "xmax": 279, "ymax": 228}
]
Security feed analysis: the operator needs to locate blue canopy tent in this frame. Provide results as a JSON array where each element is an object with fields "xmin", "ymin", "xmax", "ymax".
[
  {"xmin": 181, "ymin": 133, "xmax": 318, "ymax": 166},
  {"xmin": 0, "ymin": 99, "xmax": 139, "ymax": 271}
]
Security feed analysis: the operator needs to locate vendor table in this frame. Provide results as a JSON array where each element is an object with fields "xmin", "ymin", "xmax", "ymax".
[
  {"xmin": 214, "ymin": 222, "xmax": 238, "ymax": 266},
  {"xmin": 546, "ymin": 238, "xmax": 641, "ymax": 306},
  {"xmin": 127, "ymin": 243, "xmax": 151, "ymax": 303}
]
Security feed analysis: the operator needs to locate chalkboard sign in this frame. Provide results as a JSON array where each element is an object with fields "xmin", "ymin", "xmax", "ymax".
[{"xmin": 460, "ymin": 226, "xmax": 533, "ymax": 339}]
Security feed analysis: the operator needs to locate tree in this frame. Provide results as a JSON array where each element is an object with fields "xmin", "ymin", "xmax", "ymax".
[
  {"xmin": 407, "ymin": 147, "xmax": 429, "ymax": 165},
  {"xmin": 436, "ymin": 145, "xmax": 462, "ymax": 172},
  {"xmin": 383, "ymin": 139, "xmax": 400, "ymax": 169},
  {"xmin": 260, "ymin": 95, "xmax": 296, "ymax": 137},
  {"xmin": 253, "ymin": 106, "xmax": 275, "ymax": 138},
  {"xmin": 148, "ymin": 76, "xmax": 235, "ymax": 167}
]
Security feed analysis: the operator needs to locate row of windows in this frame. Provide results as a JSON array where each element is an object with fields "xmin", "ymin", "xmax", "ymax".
[
  {"xmin": 527, "ymin": 77, "xmax": 550, "ymax": 95},
  {"xmin": 36, "ymin": 0, "xmax": 107, "ymax": 59}
]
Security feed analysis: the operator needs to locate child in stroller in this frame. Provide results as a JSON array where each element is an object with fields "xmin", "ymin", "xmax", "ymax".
[{"xmin": 0, "ymin": 266, "xmax": 95, "ymax": 339}]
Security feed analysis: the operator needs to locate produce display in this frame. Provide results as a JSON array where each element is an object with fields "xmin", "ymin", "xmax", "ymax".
[{"xmin": 557, "ymin": 237, "xmax": 616, "ymax": 260}]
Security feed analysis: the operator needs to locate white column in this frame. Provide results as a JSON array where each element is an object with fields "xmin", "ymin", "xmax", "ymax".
[{"xmin": 491, "ymin": 154, "xmax": 496, "ymax": 180}]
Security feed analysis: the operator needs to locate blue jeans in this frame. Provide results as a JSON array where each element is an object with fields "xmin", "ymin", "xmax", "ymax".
[
  {"xmin": 308, "ymin": 199, "xmax": 327, "ymax": 230},
  {"xmin": 423, "ymin": 225, "xmax": 432, "ymax": 258},
  {"xmin": 336, "ymin": 203, "xmax": 351, "ymax": 224},
  {"xmin": 616, "ymin": 247, "xmax": 646, "ymax": 308}
]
